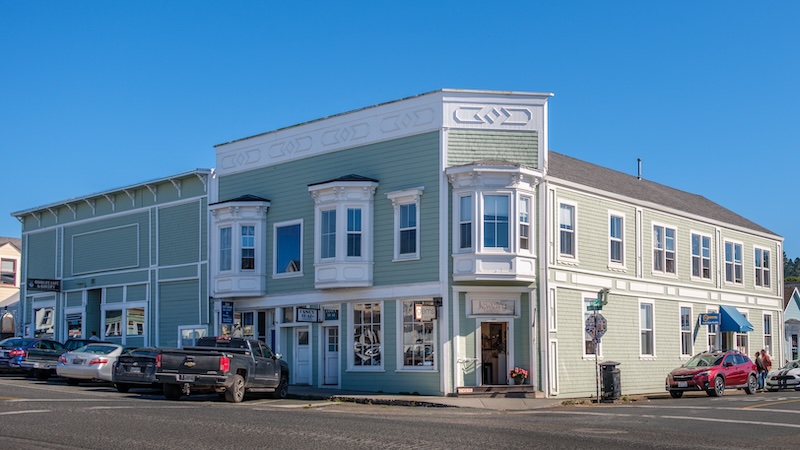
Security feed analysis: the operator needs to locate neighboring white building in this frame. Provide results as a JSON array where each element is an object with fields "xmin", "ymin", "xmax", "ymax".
[{"xmin": 0, "ymin": 237, "xmax": 21, "ymax": 338}]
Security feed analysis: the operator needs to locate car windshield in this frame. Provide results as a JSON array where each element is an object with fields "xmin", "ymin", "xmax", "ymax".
[
  {"xmin": 77, "ymin": 344, "xmax": 119, "ymax": 355},
  {"xmin": 684, "ymin": 354, "xmax": 722, "ymax": 367},
  {"xmin": 779, "ymin": 360, "xmax": 800, "ymax": 370}
]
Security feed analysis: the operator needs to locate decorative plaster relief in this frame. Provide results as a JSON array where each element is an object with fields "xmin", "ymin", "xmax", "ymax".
[{"xmin": 453, "ymin": 106, "xmax": 532, "ymax": 126}]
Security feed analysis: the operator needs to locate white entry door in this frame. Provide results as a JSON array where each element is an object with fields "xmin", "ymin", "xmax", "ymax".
[
  {"xmin": 323, "ymin": 327, "xmax": 339, "ymax": 385},
  {"xmin": 294, "ymin": 327, "xmax": 310, "ymax": 385}
]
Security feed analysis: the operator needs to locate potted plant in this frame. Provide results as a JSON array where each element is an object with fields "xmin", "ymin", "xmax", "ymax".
[{"xmin": 509, "ymin": 367, "xmax": 528, "ymax": 385}]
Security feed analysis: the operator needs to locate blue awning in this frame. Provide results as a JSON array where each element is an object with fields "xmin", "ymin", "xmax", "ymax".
[{"xmin": 719, "ymin": 305, "xmax": 754, "ymax": 332}]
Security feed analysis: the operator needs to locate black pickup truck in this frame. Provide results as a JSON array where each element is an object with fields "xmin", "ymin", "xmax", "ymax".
[{"xmin": 155, "ymin": 336, "xmax": 289, "ymax": 403}]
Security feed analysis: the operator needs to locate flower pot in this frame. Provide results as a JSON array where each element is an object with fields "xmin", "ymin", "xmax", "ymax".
[{"xmin": 513, "ymin": 377, "xmax": 524, "ymax": 385}]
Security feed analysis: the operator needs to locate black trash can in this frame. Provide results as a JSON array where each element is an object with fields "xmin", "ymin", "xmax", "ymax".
[{"xmin": 600, "ymin": 361, "xmax": 621, "ymax": 401}]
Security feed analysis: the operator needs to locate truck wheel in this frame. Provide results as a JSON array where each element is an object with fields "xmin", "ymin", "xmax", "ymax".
[
  {"xmin": 66, "ymin": 378, "xmax": 80, "ymax": 386},
  {"xmin": 33, "ymin": 370, "xmax": 50, "ymax": 381},
  {"xmin": 225, "ymin": 374, "xmax": 245, "ymax": 403},
  {"xmin": 115, "ymin": 383, "xmax": 131, "ymax": 393},
  {"xmin": 271, "ymin": 375, "xmax": 289, "ymax": 399},
  {"xmin": 163, "ymin": 384, "xmax": 182, "ymax": 401}
]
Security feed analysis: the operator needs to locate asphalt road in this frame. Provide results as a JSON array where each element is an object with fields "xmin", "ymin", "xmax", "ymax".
[{"xmin": 0, "ymin": 374, "xmax": 798, "ymax": 449}]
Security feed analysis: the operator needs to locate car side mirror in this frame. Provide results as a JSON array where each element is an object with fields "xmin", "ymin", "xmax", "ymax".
[
  {"xmin": 725, "ymin": 361, "xmax": 734, "ymax": 367},
  {"xmin": 273, "ymin": 353, "xmax": 282, "ymax": 360}
]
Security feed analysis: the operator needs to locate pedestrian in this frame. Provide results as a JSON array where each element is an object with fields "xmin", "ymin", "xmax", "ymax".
[
  {"xmin": 232, "ymin": 324, "xmax": 243, "ymax": 338},
  {"xmin": 754, "ymin": 351, "xmax": 765, "ymax": 390},
  {"xmin": 89, "ymin": 331, "xmax": 100, "ymax": 341},
  {"xmin": 761, "ymin": 348, "xmax": 772, "ymax": 389}
]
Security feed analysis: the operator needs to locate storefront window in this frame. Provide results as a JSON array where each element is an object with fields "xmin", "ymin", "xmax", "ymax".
[
  {"xmin": 127, "ymin": 308, "xmax": 145, "ymax": 336},
  {"xmin": 66, "ymin": 313, "xmax": 82, "ymax": 338},
  {"xmin": 105, "ymin": 310, "xmax": 123, "ymax": 337},
  {"xmin": 401, "ymin": 301, "xmax": 434, "ymax": 369},
  {"xmin": 353, "ymin": 303, "xmax": 381, "ymax": 367},
  {"xmin": 34, "ymin": 307, "xmax": 55, "ymax": 338}
]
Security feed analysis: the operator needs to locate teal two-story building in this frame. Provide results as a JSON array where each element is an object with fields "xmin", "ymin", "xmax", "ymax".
[{"xmin": 12, "ymin": 89, "xmax": 784, "ymax": 398}]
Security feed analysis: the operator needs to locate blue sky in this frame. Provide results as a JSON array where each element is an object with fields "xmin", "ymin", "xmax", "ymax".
[{"xmin": 2, "ymin": 2, "xmax": 798, "ymax": 259}]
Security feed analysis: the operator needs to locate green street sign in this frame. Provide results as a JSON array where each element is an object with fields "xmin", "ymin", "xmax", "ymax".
[{"xmin": 587, "ymin": 299, "xmax": 603, "ymax": 311}]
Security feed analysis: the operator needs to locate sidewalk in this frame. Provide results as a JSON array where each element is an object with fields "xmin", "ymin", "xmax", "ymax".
[{"xmin": 288, "ymin": 385, "xmax": 573, "ymax": 411}]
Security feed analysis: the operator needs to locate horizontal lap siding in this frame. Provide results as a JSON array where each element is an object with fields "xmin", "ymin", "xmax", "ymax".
[
  {"xmin": 158, "ymin": 201, "xmax": 202, "ymax": 266},
  {"xmin": 447, "ymin": 130, "xmax": 538, "ymax": 168},
  {"xmin": 218, "ymin": 132, "xmax": 441, "ymax": 294},
  {"xmin": 26, "ymin": 231, "xmax": 57, "ymax": 279},
  {"xmin": 158, "ymin": 280, "xmax": 201, "ymax": 347},
  {"xmin": 64, "ymin": 212, "xmax": 149, "ymax": 276}
]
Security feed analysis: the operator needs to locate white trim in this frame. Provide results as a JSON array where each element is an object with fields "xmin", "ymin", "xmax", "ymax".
[
  {"xmin": 607, "ymin": 210, "xmax": 626, "ymax": 270},
  {"xmin": 689, "ymin": 230, "xmax": 713, "ymax": 283},
  {"xmin": 347, "ymin": 301, "xmax": 384, "ymax": 372},
  {"xmin": 473, "ymin": 317, "xmax": 515, "ymax": 385},
  {"xmin": 548, "ymin": 288, "xmax": 557, "ymax": 332},
  {"xmin": 679, "ymin": 303, "xmax": 693, "ymax": 358},
  {"xmin": 387, "ymin": 187, "xmax": 424, "ymax": 261},
  {"xmin": 395, "ymin": 299, "xmax": 438, "ymax": 373},
  {"xmin": 723, "ymin": 239, "xmax": 744, "ymax": 285},
  {"xmin": 753, "ymin": 245, "xmax": 772, "ymax": 290},
  {"xmin": 557, "ymin": 200, "xmax": 578, "ymax": 262},
  {"xmin": 177, "ymin": 324, "xmax": 208, "ymax": 349},
  {"xmin": 651, "ymin": 221, "xmax": 677, "ymax": 277},
  {"xmin": 548, "ymin": 339, "xmax": 559, "ymax": 395}
]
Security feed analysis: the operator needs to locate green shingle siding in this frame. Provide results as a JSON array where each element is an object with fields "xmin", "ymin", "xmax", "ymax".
[{"xmin": 447, "ymin": 130, "xmax": 538, "ymax": 168}]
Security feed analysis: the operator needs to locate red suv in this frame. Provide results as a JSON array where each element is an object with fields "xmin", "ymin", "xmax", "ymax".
[{"xmin": 665, "ymin": 350, "xmax": 758, "ymax": 398}]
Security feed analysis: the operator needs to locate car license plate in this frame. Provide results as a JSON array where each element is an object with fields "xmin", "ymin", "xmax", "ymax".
[
  {"xmin": 129, "ymin": 366, "xmax": 141, "ymax": 373},
  {"xmin": 73, "ymin": 358, "xmax": 84, "ymax": 365},
  {"xmin": 0, "ymin": 351, "xmax": 7, "ymax": 358},
  {"xmin": 678, "ymin": 381, "xmax": 688, "ymax": 388},
  {"xmin": 177, "ymin": 374, "xmax": 195, "ymax": 382}
]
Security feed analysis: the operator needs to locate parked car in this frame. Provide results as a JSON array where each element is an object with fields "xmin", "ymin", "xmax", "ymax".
[
  {"xmin": 64, "ymin": 338, "xmax": 111, "ymax": 351},
  {"xmin": 665, "ymin": 350, "xmax": 758, "ymax": 398},
  {"xmin": 112, "ymin": 347, "xmax": 161, "ymax": 393},
  {"xmin": 0, "ymin": 337, "xmax": 65, "ymax": 373},
  {"xmin": 765, "ymin": 359, "xmax": 800, "ymax": 392},
  {"xmin": 56, "ymin": 343, "xmax": 125, "ymax": 385},
  {"xmin": 155, "ymin": 336, "xmax": 288, "ymax": 403}
]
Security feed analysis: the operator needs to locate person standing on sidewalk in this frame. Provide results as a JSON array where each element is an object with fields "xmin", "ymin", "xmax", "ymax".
[
  {"xmin": 761, "ymin": 348, "xmax": 772, "ymax": 389},
  {"xmin": 754, "ymin": 351, "xmax": 766, "ymax": 391}
]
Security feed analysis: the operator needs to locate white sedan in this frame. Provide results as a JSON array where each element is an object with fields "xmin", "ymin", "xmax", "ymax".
[
  {"xmin": 57, "ymin": 343, "xmax": 125, "ymax": 385},
  {"xmin": 765, "ymin": 359, "xmax": 800, "ymax": 392}
]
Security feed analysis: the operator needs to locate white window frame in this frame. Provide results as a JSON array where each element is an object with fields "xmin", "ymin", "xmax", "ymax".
[
  {"xmin": 639, "ymin": 299, "xmax": 655, "ymax": 358},
  {"xmin": 481, "ymin": 193, "xmax": 510, "ymax": 251},
  {"xmin": 679, "ymin": 304, "xmax": 693, "ymax": 357},
  {"xmin": 763, "ymin": 313, "xmax": 773, "ymax": 356},
  {"xmin": 240, "ymin": 224, "xmax": 256, "ymax": 271},
  {"xmin": 396, "ymin": 299, "xmax": 437, "ymax": 372},
  {"xmin": 754, "ymin": 246, "xmax": 771, "ymax": 289},
  {"xmin": 735, "ymin": 309, "xmax": 749, "ymax": 354},
  {"xmin": 724, "ymin": 240, "xmax": 743, "ymax": 285},
  {"xmin": 518, "ymin": 195, "xmax": 532, "ymax": 253},
  {"xmin": 0, "ymin": 257, "xmax": 18, "ymax": 287},
  {"xmin": 457, "ymin": 194, "xmax": 474, "ymax": 252},
  {"xmin": 582, "ymin": 295, "xmax": 602, "ymax": 359},
  {"xmin": 219, "ymin": 226, "xmax": 232, "ymax": 272},
  {"xmin": 101, "ymin": 301, "xmax": 147, "ymax": 345},
  {"xmin": 608, "ymin": 211, "xmax": 625, "ymax": 267},
  {"xmin": 690, "ymin": 231, "xmax": 712, "ymax": 281},
  {"xmin": 387, "ymin": 188, "xmax": 423, "ymax": 261},
  {"xmin": 652, "ymin": 223, "xmax": 677, "ymax": 275},
  {"xmin": 273, "ymin": 219, "xmax": 303, "ymax": 278},
  {"xmin": 558, "ymin": 201, "xmax": 577, "ymax": 259},
  {"xmin": 349, "ymin": 301, "xmax": 384, "ymax": 371}
]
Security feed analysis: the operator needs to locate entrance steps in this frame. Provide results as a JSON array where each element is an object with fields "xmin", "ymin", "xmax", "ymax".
[{"xmin": 455, "ymin": 385, "xmax": 544, "ymax": 398}]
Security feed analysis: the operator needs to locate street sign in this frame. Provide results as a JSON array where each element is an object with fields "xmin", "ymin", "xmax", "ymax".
[
  {"xmin": 585, "ymin": 313, "xmax": 607, "ymax": 340},
  {"xmin": 587, "ymin": 299, "xmax": 603, "ymax": 311}
]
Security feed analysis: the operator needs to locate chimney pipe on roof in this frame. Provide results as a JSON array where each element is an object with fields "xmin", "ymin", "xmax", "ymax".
[{"xmin": 637, "ymin": 158, "xmax": 642, "ymax": 180}]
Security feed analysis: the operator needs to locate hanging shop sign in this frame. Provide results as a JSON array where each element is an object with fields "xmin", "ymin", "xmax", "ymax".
[
  {"xmin": 27, "ymin": 278, "xmax": 61, "ymax": 292},
  {"xmin": 221, "ymin": 301, "xmax": 234, "ymax": 324},
  {"xmin": 324, "ymin": 309, "xmax": 339, "ymax": 321},
  {"xmin": 700, "ymin": 312, "xmax": 720, "ymax": 325},
  {"xmin": 414, "ymin": 303, "xmax": 437, "ymax": 321},
  {"xmin": 297, "ymin": 307, "xmax": 321, "ymax": 323}
]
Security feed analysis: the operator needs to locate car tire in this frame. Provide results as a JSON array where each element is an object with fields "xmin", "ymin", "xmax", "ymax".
[
  {"xmin": 225, "ymin": 374, "xmax": 245, "ymax": 403},
  {"xmin": 33, "ymin": 370, "xmax": 50, "ymax": 381},
  {"xmin": 66, "ymin": 378, "xmax": 80, "ymax": 386},
  {"xmin": 767, "ymin": 388, "xmax": 779, "ymax": 392},
  {"xmin": 744, "ymin": 375, "xmax": 757, "ymax": 395},
  {"xmin": 115, "ymin": 383, "xmax": 131, "ymax": 393},
  {"xmin": 163, "ymin": 384, "xmax": 182, "ymax": 401},
  {"xmin": 669, "ymin": 390, "xmax": 683, "ymax": 399},
  {"xmin": 707, "ymin": 376, "xmax": 725, "ymax": 397},
  {"xmin": 271, "ymin": 374, "xmax": 289, "ymax": 399}
]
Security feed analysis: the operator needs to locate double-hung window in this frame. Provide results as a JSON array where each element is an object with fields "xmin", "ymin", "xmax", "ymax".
[
  {"xmin": 754, "ymin": 247, "xmax": 770, "ymax": 288},
  {"xmin": 691, "ymin": 233, "xmax": 711, "ymax": 279},
  {"xmin": 763, "ymin": 314, "xmax": 772, "ymax": 355},
  {"xmin": 707, "ymin": 308, "xmax": 719, "ymax": 351},
  {"xmin": 240, "ymin": 225, "xmax": 255, "ymax": 270},
  {"xmin": 458, "ymin": 195, "xmax": 473, "ymax": 250},
  {"xmin": 519, "ymin": 197, "xmax": 531, "ymax": 251},
  {"xmin": 387, "ymin": 188, "xmax": 423, "ymax": 261},
  {"xmin": 609, "ymin": 214, "xmax": 624, "ymax": 264},
  {"xmin": 680, "ymin": 306, "xmax": 692, "ymax": 356},
  {"xmin": 219, "ymin": 227, "xmax": 232, "ymax": 272},
  {"xmin": 274, "ymin": 220, "xmax": 302, "ymax": 275},
  {"xmin": 724, "ymin": 241, "xmax": 743, "ymax": 284},
  {"xmin": 347, "ymin": 208, "xmax": 362, "ymax": 257},
  {"xmin": 0, "ymin": 258, "xmax": 16, "ymax": 286},
  {"xmin": 640, "ymin": 301, "xmax": 655, "ymax": 356},
  {"xmin": 653, "ymin": 225, "xmax": 676, "ymax": 274},
  {"xmin": 559, "ymin": 203, "xmax": 576, "ymax": 257},
  {"xmin": 483, "ymin": 195, "xmax": 509, "ymax": 249},
  {"xmin": 320, "ymin": 209, "xmax": 336, "ymax": 259}
]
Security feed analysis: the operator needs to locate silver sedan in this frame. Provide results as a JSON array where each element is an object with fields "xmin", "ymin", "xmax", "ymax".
[{"xmin": 57, "ymin": 344, "xmax": 125, "ymax": 385}]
